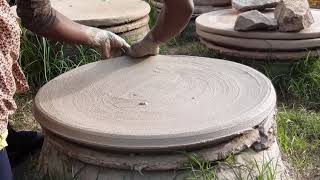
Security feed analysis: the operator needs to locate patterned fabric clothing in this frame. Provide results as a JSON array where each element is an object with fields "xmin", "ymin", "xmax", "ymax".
[{"xmin": 0, "ymin": 0, "xmax": 29, "ymax": 149}]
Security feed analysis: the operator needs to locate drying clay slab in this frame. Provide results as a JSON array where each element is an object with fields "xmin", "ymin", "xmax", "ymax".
[
  {"xmin": 196, "ymin": 9, "xmax": 320, "ymax": 40},
  {"xmin": 197, "ymin": 29, "xmax": 320, "ymax": 51},
  {"xmin": 152, "ymin": 1, "xmax": 229, "ymax": 14},
  {"xmin": 194, "ymin": 0, "xmax": 231, "ymax": 6},
  {"xmin": 51, "ymin": 0, "xmax": 150, "ymax": 27},
  {"xmin": 34, "ymin": 55, "xmax": 276, "ymax": 152},
  {"xmin": 118, "ymin": 25, "xmax": 149, "ymax": 42},
  {"xmin": 153, "ymin": 0, "xmax": 231, "ymax": 6},
  {"xmin": 200, "ymin": 38, "xmax": 320, "ymax": 61},
  {"xmin": 103, "ymin": 16, "xmax": 149, "ymax": 33}
]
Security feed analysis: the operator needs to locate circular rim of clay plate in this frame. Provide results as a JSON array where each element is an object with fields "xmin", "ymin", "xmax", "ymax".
[
  {"xmin": 152, "ymin": 1, "xmax": 229, "ymax": 14},
  {"xmin": 152, "ymin": 0, "xmax": 231, "ymax": 6},
  {"xmin": 51, "ymin": 0, "xmax": 150, "ymax": 27},
  {"xmin": 197, "ymin": 29, "xmax": 320, "ymax": 51},
  {"xmin": 34, "ymin": 55, "xmax": 276, "ymax": 152},
  {"xmin": 118, "ymin": 25, "xmax": 150, "ymax": 42},
  {"xmin": 196, "ymin": 9, "xmax": 320, "ymax": 40},
  {"xmin": 200, "ymin": 38, "xmax": 319, "ymax": 61},
  {"xmin": 103, "ymin": 16, "xmax": 149, "ymax": 33}
]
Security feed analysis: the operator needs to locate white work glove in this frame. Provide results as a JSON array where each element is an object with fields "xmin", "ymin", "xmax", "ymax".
[
  {"xmin": 87, "ymin": 27, "xmax": 130, "ymax": 59},
  {"xmin": 127, "ymin": 32, "xmax": 160, "ymax": 58}
]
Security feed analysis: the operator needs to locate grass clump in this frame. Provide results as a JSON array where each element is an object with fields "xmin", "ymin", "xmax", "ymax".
[
  {"xmin": 19, "ymin": 29, "xmax": 101, "ymax": 90},
  {"xmin": 185, "ymin": 153, "xmax": 280, "ymax": 180},
  {"xmin": 277, "ymin": 107, "xmax": 320, "ymax": 178},
  {"xmin": 265, "ymin": 54, "xmax": 320, "ymax": 110}
]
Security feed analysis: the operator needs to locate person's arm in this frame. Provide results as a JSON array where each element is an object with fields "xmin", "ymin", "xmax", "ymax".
[
  {"xmin": 128, "ymin": 0, "xmax": 194, "ymax": 57},
  {"xmin": 16, "ymin": 0, "xmax": 129, "ymax": 59}
]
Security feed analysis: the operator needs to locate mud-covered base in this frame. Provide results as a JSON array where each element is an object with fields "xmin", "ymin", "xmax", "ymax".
[{"xmin": 39, "ymin": 138, "xmax": 290, "ymax": 180}]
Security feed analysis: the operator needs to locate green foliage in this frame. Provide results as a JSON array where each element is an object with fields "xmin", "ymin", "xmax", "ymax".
[
  {"xmin": 264, "ymin": 54, "xmax": 320, "ymax": 110},
  {"xmin": 277, "ymin": 107, "xmax": 320, "ymax": 178},
  {"xmin": 19, "ymin": 29, "xmax": 100, "ymax": 90}
]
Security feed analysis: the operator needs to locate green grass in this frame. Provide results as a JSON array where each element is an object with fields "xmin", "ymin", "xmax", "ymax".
[
  {"xmin": 277, "ymin": 107, "xmax": 320, "ymax": 178},
  {"xmin": 19, "ymin": 29, "xmax": 101, "ymax": 91},
  {"xmin": 264, "ymin": 54, "xmax": 320, "ymax": 110},
  {"xmin": 185, "ymin": 153, "xmax": 279, "ymax": 180}
]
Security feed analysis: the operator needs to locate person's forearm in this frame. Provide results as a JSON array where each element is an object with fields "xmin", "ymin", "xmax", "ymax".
[
  {"xmin": 37, "ymin": 12, "xmax": 97, "ymax": 47},
  {"xmin": 149, "ymin": 0, "xmax": 194, "ymax": 43},
  {"xmin": 16, "ymin": 0, "xmax": 96, "ymax": 48}
]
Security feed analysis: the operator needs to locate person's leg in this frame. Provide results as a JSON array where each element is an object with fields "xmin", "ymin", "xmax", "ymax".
[
  {"xmin": 0, "ymin": 149, "xmax": 13, "ymax": 180},
  {"xmin": 7, "ymin": 124, "xmax": 43, "ymax": 167}
]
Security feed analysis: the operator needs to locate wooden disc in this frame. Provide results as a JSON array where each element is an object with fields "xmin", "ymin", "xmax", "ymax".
[
  {"xmin": 197, "ymin": 29, "xmax": 320, "ymax": 51},
  {"xmin": 34, "ymin": 55, "xmax": 276, "ymax": 151},
  {"xmin": 196, "ymin": 9, "xmax": 320, "ymax": 40},
  {"xmin": 200, "ymin": 38, "xmax": 320, "ymax": 61},
  {"xmin": 51, "ymin": 0, "xmax": 150, "ymax": 27}
]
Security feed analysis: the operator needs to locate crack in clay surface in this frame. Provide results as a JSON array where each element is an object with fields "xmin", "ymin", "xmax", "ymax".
[
  {"xmin": 50, "ymin": 0, "xmax": 150, "ymax": 27},
  {"xmin": 34, "ymin": 55, "xmax": 276, "ymax": 151},
  {"xmin": 196, "ymin": 9, "xmax": 320, "ymax": 40}
]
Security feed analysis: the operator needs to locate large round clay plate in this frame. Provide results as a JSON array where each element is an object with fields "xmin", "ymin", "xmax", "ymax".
[
  {"xmin": 200, "ymin": 38, "xmax": 320, "ymax": 61},
  {"xmin": 51, "ymin": 0, "xmax": 150, "ymax": 27},
  {"xmin": 196, "ymin": 9, "xmax": 320, "ymax": 40},
  {"xmin": 34, "ymin": 55, "xmax": 276, "ymax": 152},
  {"xmin": 197, "ymin": 29, "xmax": 320, "ymax": 50}
]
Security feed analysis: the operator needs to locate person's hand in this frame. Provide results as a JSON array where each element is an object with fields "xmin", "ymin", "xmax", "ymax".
[
  {"xmin": 127, "ymin": 33, "xmax": 160, "ymax": 58},
  {"xmin": 87, "ymin": 27, "xmax": 130, "ymax": 59}
]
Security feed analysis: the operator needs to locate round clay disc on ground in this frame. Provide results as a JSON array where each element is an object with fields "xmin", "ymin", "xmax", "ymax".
[
  {"xmin": 34, "ymin": 55, "xmax": 276, "ymax": 152},
  {"xmin": 103, "ymin": 16, "xmax": 149, "ymax": 33},
  {"xmin": 152, "ymin": 1, "xmax": 229, "ymax": 14},
  {"xmin": 197, "ymin": 29, "xmax": 320, "ymax": 51},
  {"xmin": 50, "ymin": 0, "xmax": 150, "ymax": 27},
  {"xmin": 200, "ymin": 38, "xmax": 320, "ymax": 61},
  {"xmin": 153, "ymin": 0, "xmax": 231, "ymax": 6},
  {"xmin": 196, "ymin": 9, "xmax": 320, "ymax": 40},
  {"xmin": 118, "ymin": 25, "xmax": 150, "ymax": 43}
]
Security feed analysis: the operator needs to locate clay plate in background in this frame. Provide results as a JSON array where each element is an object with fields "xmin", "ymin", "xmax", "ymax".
[
  {"xmin": 103, "ymin": 16, "xmax": 149, "ymax": 33},
  {"xmin": 152, "ymin": 1, "xmax": 229, "ymax": 14},
  {"xmin": 153, "ymin": 0, "xmax": 231, "ymax": 6},
  {"xmin": 34, "ymin": 55, "xmax": 276, "ymax": 152},
  {"xmin": 200, "ymin": 38, "xmax": 320, "ymax": 61},
  {"xmin": 197, "ymin": 29, "xmax": 320, "ymax": 51},
  {"xmin": 196, "ymin": 9, "xmax": 320, "ymax": 40},
  {"xmin": 51, "ymin": 0, "xmax": 150, "ymax": 27}
]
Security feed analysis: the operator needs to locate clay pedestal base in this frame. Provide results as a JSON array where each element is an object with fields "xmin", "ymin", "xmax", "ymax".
[{"xmin": 39, "ymin": 137, "xmax": 289, "ymax": 180}]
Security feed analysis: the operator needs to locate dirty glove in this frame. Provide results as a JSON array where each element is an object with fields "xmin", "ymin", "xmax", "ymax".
[
  {"xmin": 87, "ymin": 27, "xmax": 130, "ymax": 59},
  {"xmin": 127, "ymin": 32, "xmax": 160, "ymax": 58}
]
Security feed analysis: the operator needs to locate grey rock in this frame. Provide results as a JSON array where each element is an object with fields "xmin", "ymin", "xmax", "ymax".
[
  {"xmin": 232, "ymin": 0, "xmax": 280, "ymax": 11},
  {"xmin": 275, "ymin": 0, "xmax": 314, "ymax": 32},
  {"xmin": 234, "ymin": 10, "xmax": 278, "ymax": 31}
]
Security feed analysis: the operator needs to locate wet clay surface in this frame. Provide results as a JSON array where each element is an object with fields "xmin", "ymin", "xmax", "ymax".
[{"xmin": 34, "ymin": 55, "xmax": 276, "ymax": 151}]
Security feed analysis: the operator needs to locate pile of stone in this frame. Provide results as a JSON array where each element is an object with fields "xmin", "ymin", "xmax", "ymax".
[
  {"xmin": 50, "ymin": 0, "xmax": 151, "ymax": 43},
  {"xmin": 151, "ymin": 0, "xmax": 231, "ymax": 17},
  {"xmin": 196, "ymin": 0, "xmax": 320, "ymax": 61}
]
